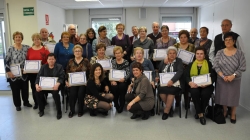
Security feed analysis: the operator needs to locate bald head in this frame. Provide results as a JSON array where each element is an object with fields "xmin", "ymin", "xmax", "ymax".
[
  {"xmin": 152, "ymin": 22, "xmax": 160, "ymax": 34},
  {"xmin": 221, "ymin": 19, "xmax": 232, "ymax": 34},
  {"xmin": 68, "ymin": 24, "xmax": 76, "ymax": 35},
  {"xmin": 190, "ymin": 28, "xmax": 198, "ymax": 39},
  {"xmin": 40, "ymin": 28, "xmax": 49, "ymax": 41}
]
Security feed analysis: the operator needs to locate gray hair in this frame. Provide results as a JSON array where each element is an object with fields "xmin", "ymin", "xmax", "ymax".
[
  {"xmin": 222, "ymin": 19, "xmax": 232, "ymax": 25},
  {"xmin": 166, "ymin": 46, "xmax": 178, "ymax": 54},
  {"xmin": 132, "ymin": 26, "xmax": 139, "ymax": 30}
]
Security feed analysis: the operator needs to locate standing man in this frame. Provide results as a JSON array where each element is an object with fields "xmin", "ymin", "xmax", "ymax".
[
  {"xmin": 209, "ymin": 19, "xmax": 244, "ymax": 64},
  {"xmin": 147, "ymin": 22, "xmax": 162, "ymax": 44},
  {"xmin": 129, "ymin": 26, "xmax": 139, "ymax": 44},
  {"xmin": 68, "ymin": 24, "xmax": 79, "ymax": 45},
  {"xmin": 40, "ymin": 28, "xmax": 56, "ymax": 46},
  {"xmin": 188, "ymin": 28, "xmax": 199, "ymax": 44}
]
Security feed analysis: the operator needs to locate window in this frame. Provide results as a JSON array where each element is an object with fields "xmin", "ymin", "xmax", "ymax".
[
  {"xmin": 91, "ymin": 17, "xmax": 121, "ymax": 39},
  {"xmin": 162, "ymin": 16, "xmax": 192, "ymax": 42}
]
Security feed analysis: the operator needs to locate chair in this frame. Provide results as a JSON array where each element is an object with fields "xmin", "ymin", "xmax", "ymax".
[
  {"xmin": 63, "ymin": 86, "xmax": 70, "ymax": 113},
  {"xmin": 185, "ymin": 92, "xmax": 215, "ymax": 119}
]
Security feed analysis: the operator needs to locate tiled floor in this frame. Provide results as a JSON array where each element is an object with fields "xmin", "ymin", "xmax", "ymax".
[{"xmin": 0, "ymin": 92, "xmax": 250, "ymax": 140}]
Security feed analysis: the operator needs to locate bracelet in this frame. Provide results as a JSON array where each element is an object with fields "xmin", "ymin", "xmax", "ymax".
[{"xmin": 221, "ymin": 75, "xmax": 225, "ymax": 78}]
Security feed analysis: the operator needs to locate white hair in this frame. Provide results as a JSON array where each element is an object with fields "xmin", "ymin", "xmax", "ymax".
[{"xmin": 166, "ymin": 46, "xmax": 178, "ymax": 54}]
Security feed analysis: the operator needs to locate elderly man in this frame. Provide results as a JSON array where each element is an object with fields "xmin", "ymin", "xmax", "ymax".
[
  {"xmin": 209, "ymin": 19, "xmax": 244, "ymax": 64},
  {"xmin": 188, "ymin": 28, "xmax": 199, "ymax": 44},
  {"xmin": 129, "ymin": 26, "xmax": 139, "ymax": 44},
  {"xmin": 147, "ymin": 22, "xmax": 162, "ymax": 44},
  {"xmin": 35, "ymin": 53, "xmax": 64, "ymax": 120},
  {"xmin": 40, "ymin": 28, "xmax": 56, "ymax": 46},
  {"xmin": 68, "ymin": 24, "xmax": 79, "ymax": 45}
]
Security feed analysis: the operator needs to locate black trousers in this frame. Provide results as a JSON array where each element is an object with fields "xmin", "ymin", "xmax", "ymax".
[
  {"xmin": 28, "ymin": 74, "xmax": 38, "ymax": 105},
  {"xmin": 69, "ymin": 86, "xmax": 86, "ymax": 113},
  {"xmin": 110, "ymin": 82, "xmax": 128, "ymax": 109},
  {"xmin": 189, "ymin": 86, "xmax": 214, "ymax": 114},
  {"xmin": 9, "ymin": 79, "xmax": 29, "ymax": 107},
  {"xmin": 36, "ymin": 90, "xmax": 61, "ymax": 112},
  {"xmin": 125, "ymin": 94, "xmax": 143, "ymax": 114}
]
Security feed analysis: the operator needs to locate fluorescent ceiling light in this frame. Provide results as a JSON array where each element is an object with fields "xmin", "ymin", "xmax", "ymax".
[
  {"xmin": 75, "ymin": 0, "xmax": 99, "ymax": 2},
  {"xmin": 109, "ymin": 18, "xmax": 120, "ymax": 21}
]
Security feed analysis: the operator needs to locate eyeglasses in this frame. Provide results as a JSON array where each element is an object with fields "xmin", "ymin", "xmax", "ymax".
[
  {"xmin": 224, "ymin": 38, "xmax": 233, "ymax": 42},
  {"xmin": 80, "ymin": 38, "xmax": 86, "ymax": 40},
  {"xmin": 70, "ymin": 29, "xmax": 76, "ymax": 30},
  {"xmin": 74, "ymin": 50, "xmax": 82, "ymax": 53}
]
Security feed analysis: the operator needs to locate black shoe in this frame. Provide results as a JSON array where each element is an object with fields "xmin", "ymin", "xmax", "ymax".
[
  {"xmin": 39, "ymin": 111, "xmax": 44, "ymax": 117},
  {"xmin": 33, "ymin": 104, "xmax": 38, "ymax": 110},
  {"xmin": 162, "ymin": 113, "xmax": 169, "ymax": 120},
  {"xmin": 16, "ymin": 107, "xmax": 21, "ymax": 111},
  {"xmin": 150, "ymin": 109, "xmax": 155, "ymax": 116},
  {"xmin": 141, "ymin": 111, "xmax": 150, "ymax": 120},
  {"xmin": 194, "ymin": 114, "xmax": 199, "ymax": 119},
  {"xmin": 68, "ymin": 111, "xmax": 74, "ymax": 118},
  {"xmin": 169, "ymin": 108, "xmax": 174, "ymax": 117},
  {"xmin": 78, "ymin": 112, "xmax": 83, "ymax": 117},
  {"xmin": 230, "ymin": 115, "xmax": 236, "ymax": 124},
  {"xmin": 101, "ymin": 111, "xmax": 108, "ymax": 116},
  {"xmin": 117, "ymin": 107, "xmax": 124, "ymax": 113},
  {"xmin": 130, "ymin": 114, "xmax": 140, "ymax": 119},
  {"xmin": 24, "ymin": 103, "xmax": 32, "ymax": 107},
  {"xmin": 199, "ymin": 117, "xmax": 206, "ymax": 125},
  {"xmin": 175, "ymin": 102, "xmax": 179, "ymax": 107},
  {"xmin": 57, "ymin": 111, "xmax": 62, "ymax": 120},
  {"xmin": 89, "ymin": 109, "xmax": 97, "ymax": 116}
]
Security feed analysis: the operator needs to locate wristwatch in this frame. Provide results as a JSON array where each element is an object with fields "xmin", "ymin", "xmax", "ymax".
[{"xmin": 233, "ymin": 73, "xmax": 236, "ymax": 77}]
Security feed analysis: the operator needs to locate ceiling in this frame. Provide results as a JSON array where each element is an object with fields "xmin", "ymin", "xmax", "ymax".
[{"xmin": 39, "ymin": 0, "xmax": 218, "ymax": 9}]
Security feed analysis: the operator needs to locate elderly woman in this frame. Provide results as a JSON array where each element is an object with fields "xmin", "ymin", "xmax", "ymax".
[
  {"xmin": 110, "ymin": 46, "xmax": 130, "ymax": 113},
  {"xmin": 92, "ymin": 26, "xmax": 111, "ymax": 56},
  {"xmin": 65, "ymin": 45, "xmax": 91, "ymax": 118},
  {"xmin": 132, "ymin": 26, "xmax": 154, "ymax": 60},
  {"xmin": 185, "ymin": 47, "xmax": 216, "ymax": 125},
  {"xmin": 26, "ymin": 33, "xmax": 50, "ymax": 109},
  {"xmin": 86, "ymin": 28, "xmax": 96, "ymax": 46},
  {"xmin": 130, "ymin": 47, "xmax": 155, "ymax": 115},
  {"xmin": 5, "ymin": 31, "xmax": 32, "ymax": 111},
  {"xmin": 213, "ymin": 32, "xmax": 246, "ymax": 124},
  {"xmin": 126, "ymin": 62, "xmax": 155, "ymax": 120},
  {"xmin": 173, "ymin": 30, "xmax": 195, "ymax": 109},
  {"xmin": 78, "ymin": 33, "xmax": 93, "ymax": 60},
  {"xmin": 194, "ymin": 27, "xmax": 212, "ymax": 58},
  {"xmin": 90, "ymin": 43, "xmax": 111, "ymax": 65},
  {"xmin": 111, "ymin": 23, "xmax": 132, "ymax": 61},
  {"xmin": 84, "ymin": 63, "xmax": 114, "ymax": 116},
  {"xmin": 156, "ymin": 46, "xmax": 183, "ymax": 120}
]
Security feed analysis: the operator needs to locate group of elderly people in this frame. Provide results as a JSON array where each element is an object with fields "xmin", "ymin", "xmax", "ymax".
[{"xmin": 5, "ymin": 19, "xmax": 246, "ymax": 125}]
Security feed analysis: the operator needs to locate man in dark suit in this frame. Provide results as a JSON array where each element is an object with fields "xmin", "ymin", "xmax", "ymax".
[
  {"xmin": 147, "ymin": 22, "xmax": 162, "ymax": 44},
  {"xmin": 129, "ymin": 26, "xmax": 139, "ymax": 44}
]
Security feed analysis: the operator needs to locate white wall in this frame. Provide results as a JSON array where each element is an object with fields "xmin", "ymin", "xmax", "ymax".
[
  {"xmin": 198, "ymin": 0, "xmax": 250, "ymax": 110},
  {"xmin": 36, "ymin": 0, "xmax": 65, "ymax": 42}
]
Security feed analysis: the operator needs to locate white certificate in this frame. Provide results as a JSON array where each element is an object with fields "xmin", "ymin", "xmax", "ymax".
[
  {"xmin": 144, "ymin": 49, "xmax": 149, "ymax": 59},
  {"xmin": 39, "ymin": 77, "xmax": 58, "ymax": 90},
  {"xmin": 10, "ymin": 64, "xmax": 22, "ymax": 77},
  {"xmin": 177, "ymin": 49, "xmax": 195, "ymax": 65},
  {"xmin": 191, "ymin": 73, "xmax": 212, "ymax": 86},
  {"xmin": 153, "ymin": 49, "xmax": 167, "ymax": 61},
  {"xmin": 24, "ymin": 60, "xmax": 41, "ymax": 73},
  {"xmin": 105, "ymin": 45, "xmax": 115, "ymax": 57},
  {"xmin": 46, "ymin": 43, "xmax": 56, "ymax": 53},
  {"xmin": 96, "ymin": 59, "xmax": 112, "ymax": 70},
  {"xmin": 109, "ymin": 69, "xmax": 125, "ymax": 81},
  {"xmin": 143, "ymin": 71, "xmax": 152, "ymax": 82},
  {"xmin": 68, "ymin": 72, "xmax": 87, "ymax": 86},
  {"xmin": 159, "ymin": 72, "xmax": 180, "ymax": 87}
]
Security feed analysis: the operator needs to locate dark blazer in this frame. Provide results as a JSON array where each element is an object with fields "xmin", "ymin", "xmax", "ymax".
[
  {"xmin": 185, "ymin": 60, "xmax": 216, "ymax": 84},
  {"xmin": 158, "ymin": 57, "xmax": 183, "ymax": 83},
  {"xmin": 35, "ymin": 63, "xmax": 65, "ymax": 85},
  {"xmin": 129, "ymin": 36, "xmax": 134, "ymax": 44}
]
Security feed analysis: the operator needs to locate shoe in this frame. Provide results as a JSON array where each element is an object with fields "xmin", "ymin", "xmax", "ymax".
[
  {"xmin": 24, "ymin": 103, "xmax": 32, "ymax": 107},
  {"xmin": 89, "ymin": 109, "xmax": 97, "ymax": 116},
  {"xmin": 78, "ymin": 113, "xmax": 83, "ymax": 117},
  {"xmin": 199, "ymin": 117, "xmax": 206, "ymax": 125},
  {"xmin": 68, "ymin": 112, "xmax": 74, "ymax": 118},
  {"xmin": 117, "ymin": 107, "xmax": 124, "ymax": 113},
  {"xmin": 130, "ymin": 114, "xmax": 140, "ymax": 119},
  {"xmin": 33, "ymin": 104, "xmax": 38, "ymax": 110},
  {"xmin": 175, "ymin": 102, "xmax": 179, "ymax": 107},
  {"xmin": 141, "ymin": 111, "xmax": 150, "ymax": 120},
  {"xmin": 39, "ymin": 111, "xmax": 44, "ymax": 117},
  {"xmin": 101, "ymin": 111, "xmax": 108, "ymax": 116},
  {"xmin": 169, "ymin": 108, "xmax": 174, "ymax": 117},
  {"xmin": 194, "ymin": 114, "xmax": 199, "ymax": 119},
  {"xmin": 16, "ymin": 107, "xmax": 21, "ymax": 111},
  {"xmin": 230, "ymin": 115, "xmax": 236, "ymax": 124},
  {"xmin": 162, "ymin": 113, "xmax": 169, "ymax": 120},
  {"xmin": 150, "ymin": 108, "xmax": 155, "ymax": 116},
  {"xmin": 57, "ymin": 111, "xmax": 62, "ymax": 120}
]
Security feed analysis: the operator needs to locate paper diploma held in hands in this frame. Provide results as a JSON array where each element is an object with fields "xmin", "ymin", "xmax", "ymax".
[
  {"xmin": 46, "ymin": 43, "xmax": 56, "ymax": 53},
  {"xmin": 191, "ymin": 74, "xmax": 211, "ymax": 86},
  {"xmin": 144, "ymin": 49, "xmax": 149, "ymax": 59},
  {"xmin": 153, "ymin": 49, "xmax": 167, "ymax": 61},
  {"xmin": 24, "ymin": 60, "xmax": 41, "ymax": 73},
  {"xmin": 10, "ymin": 64, "xmax": 22, "ymax": 77},
  {"xmin": 143, "ymin": 71, "xmax": 152, "ymax": 81},
  {"xmin": 105, "ymin": 46, "xmax": 115, "ymax": 57},
  {"xmin": 39, "ymin": 77, "xmax": 58, "ymax": 90},
  {"xmin": 109, "ymin": 69, "xmax": 125, "ymax": 81},
  {"xmin": 69, "ymin": 72, "xmax": 87, "ymax": 86},
  {"xmin": 177, "ymin": 49, "xmax": 195, "ymax": 64},
  {"xmin": 96, "ymin": 59, "xmax": 112, "ymax": 70},
  {"xmin": 159, "ymin": 72, "xmax": 180, "ymax": 87}
]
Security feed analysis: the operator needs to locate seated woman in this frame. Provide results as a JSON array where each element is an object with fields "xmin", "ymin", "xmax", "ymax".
[
  {"xmin": 84, "ymin": 63, "xmax": 114, "ymax": 116},
  {"xmin": 156, "ymin": 46, "xmax": 183, "ymax": 120},
  {"xmin": 35, "ymin": 53, "xmax": 64, "ymax": 120},
  {"xmin": 65, "ymin": 45, "xmax": 91, "ymax": 118},
  {"xmin": 110, "ymin": 46, "xmax": 130, "ymax": 113},
  {"xmin": 185, "ymin": 47, "xmax": 216, "ymax": 125},
  {"xmin": 126, "ymin": 62, "xmax": 155, "ymax": 120}
]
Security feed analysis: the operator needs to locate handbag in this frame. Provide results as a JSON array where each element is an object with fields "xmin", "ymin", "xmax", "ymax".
[{"xmin": 206, "ymin": 104, "xmax": 226, "ymax": 124}]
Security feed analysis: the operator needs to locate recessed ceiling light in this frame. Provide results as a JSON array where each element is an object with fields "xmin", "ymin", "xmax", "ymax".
[{"xmin": 75, "ymin": 0, "xmax": 99, "ymax": 2}]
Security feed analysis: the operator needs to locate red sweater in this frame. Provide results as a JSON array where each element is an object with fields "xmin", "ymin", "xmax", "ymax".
[{"xmin": 26, "ymin": 47, "xmax": 50, "ymax": 64}]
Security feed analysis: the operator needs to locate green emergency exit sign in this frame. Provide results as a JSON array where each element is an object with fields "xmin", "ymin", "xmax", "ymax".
[{"xmin": 23, "ymin": 7, "xmax": 34, "ymax": 16}]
